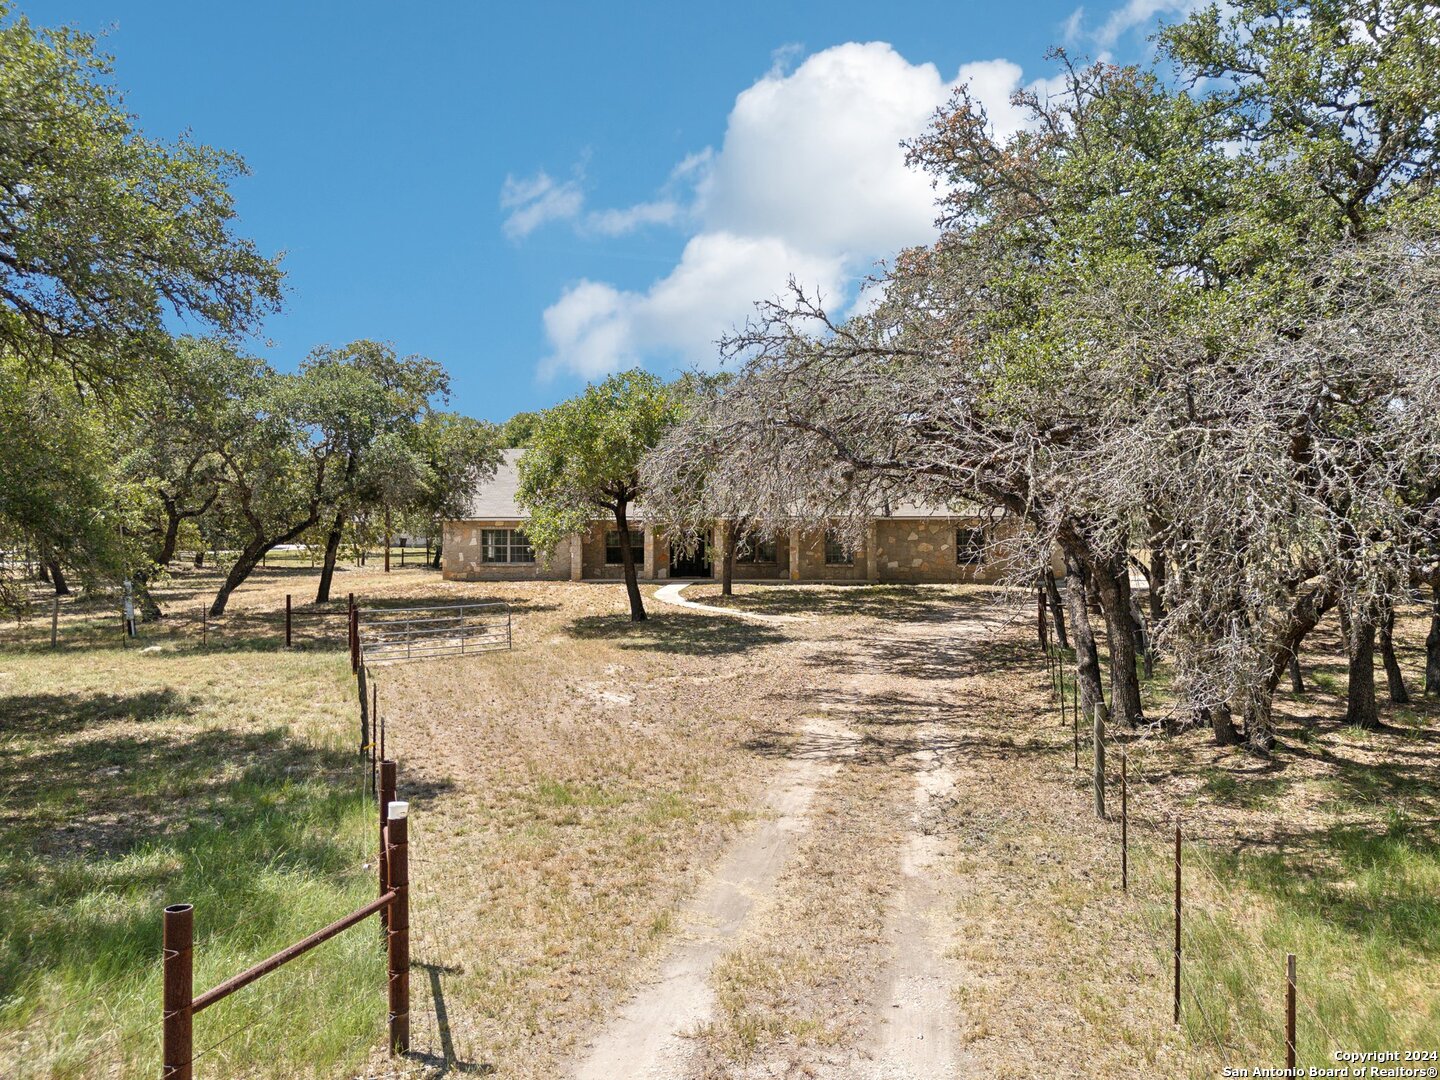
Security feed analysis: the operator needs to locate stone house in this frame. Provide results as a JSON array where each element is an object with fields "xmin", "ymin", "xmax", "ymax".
[{"xmin": 442, "ymin": 449, "xmax": 1017, "ymax": 585}]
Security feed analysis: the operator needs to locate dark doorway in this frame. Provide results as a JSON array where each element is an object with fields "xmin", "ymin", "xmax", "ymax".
[{"xmin": 670, "ymin": 537, "xmax": 711, "ymax": 578}]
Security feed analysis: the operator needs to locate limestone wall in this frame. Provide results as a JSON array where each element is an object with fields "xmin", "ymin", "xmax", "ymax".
[{"xmin": 443, "ymin": 520, "xmax": 571, "ymax": 581}]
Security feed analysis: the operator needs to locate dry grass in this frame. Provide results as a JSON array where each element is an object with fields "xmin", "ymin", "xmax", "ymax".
[{"xmin": 4, "ymin": 565, "xmax": 1437, "ymax": 1077}]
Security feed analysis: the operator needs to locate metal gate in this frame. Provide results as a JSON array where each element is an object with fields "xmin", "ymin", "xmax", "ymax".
[{"xmin": 357, "ymin": 601, "xmax": 512, "ymax": 662}]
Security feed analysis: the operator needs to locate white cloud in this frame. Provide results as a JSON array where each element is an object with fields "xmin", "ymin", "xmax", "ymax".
[
  {"xmin": 1064, "ymin": 0, "xmax": 1201, "ymax": 48},
  {"xmin": 500, "ymin": 171, "xmax": 583, "ymax": 241},
  {"xmin": 531, "ymin": 41, "xmax": 1049, "ymax": 379}
]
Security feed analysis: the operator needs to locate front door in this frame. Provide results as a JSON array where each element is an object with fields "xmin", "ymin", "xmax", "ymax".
[{"xmin": 670, "ymin": 537, "xmax": 711, "ymax": 578}]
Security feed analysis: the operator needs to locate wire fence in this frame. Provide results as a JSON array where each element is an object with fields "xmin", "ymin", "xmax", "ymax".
[{"xmin": 1036, "ymin": 602, "xmax": 1349, "ymax": 1072}]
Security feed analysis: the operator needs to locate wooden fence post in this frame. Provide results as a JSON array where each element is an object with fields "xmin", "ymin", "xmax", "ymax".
[
  {"xmin": 386, "ymin": 801, "xmax": 410, "ymax": 1054},
  {"xmin": 162, "ymin": 903, "xmax": 194, "ymax": 1080}
]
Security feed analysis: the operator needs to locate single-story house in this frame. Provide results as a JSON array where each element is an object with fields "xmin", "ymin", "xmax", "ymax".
[{"xmin": 442, "ymin": 449, "xmax": 1017, "ymax": 585}]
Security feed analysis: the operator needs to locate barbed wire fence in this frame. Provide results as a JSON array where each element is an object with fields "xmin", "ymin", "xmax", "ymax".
[{"xmin": 1037, "ymin": 598, "xmax": 1345, "ymax": 1074}]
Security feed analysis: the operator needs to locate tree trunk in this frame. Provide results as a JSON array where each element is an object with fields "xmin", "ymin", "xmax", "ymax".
[
  {"xmin": 615, "ymin": 503, "xmax": 646, "ymax": 622},
  {"xmin": 316, "ymin": 512, "xmax": 345, "ymax": 604},
  {"xmin": 1090, "ymin": 554, "xmax": 1145, "ymax": 728},
  {"xmin": 1289, "ymin": 653, "xmax": 1304, "ymax": 693},
  {"xmin": 1342, "ymin": 604, "xmax": 1380, "ymax": 729},
  {"xmin": 1379, "ymin": 604, "xmax": 1410, "ymax": 705},
  {"xmin": 432, "ymin": 540, "xmax": 442, "ymax": 570},
  {"xmin": 1130, "ymin": 594, "xmax": 1154, "ymax": 680},
  {"xmin": 1043, "ymin": 570, "xmax": 1069, "ymax": 650},
  {"xmin": 1149, "ymin": 547, "xmax": 1167, "ymax": 625},
  {"xmin": 1209, "ymin": 703, "xmax": 1243, "ymax": 746},
  {"xmin": 1427, "ymin": 579, "xmax": 1440, "ymax": 697},
  {"xmin": 1242, "ymin": 694, "xmax": 1276, "ymax": 751},
  {"xmin": 211, "ymin": 544, "xmax": 266, "ymax": 616},
  {"xmin": 194, "ymin": 548, "xmax": 205, "ymax": 568},
  {"xmin": 721, "ymin": 521, "xmax": 735, "ymax": 597},
  {"xmin": 48, "ymin": 560, "xmax": 70, "ymax": 596},
  {"xmin": 1062, "ymin": 554, "xmax": 1106, "ymax": 720},
  {"xmin": 37, "ymin": 561, "xmax": 50, "ymax": 584}
]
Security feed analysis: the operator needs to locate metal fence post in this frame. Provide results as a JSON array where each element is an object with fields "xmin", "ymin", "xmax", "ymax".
[
  {"xmin": 386, "ymin": 801, "xmax": 410, "ymax": 1054},
  {"xmin": 162, "ymin": 903, "xmax": 194, "ymax": 1080},
  {"xmin": 1286, "ymin": 954, "xmax": 1297, "ymax": 1070},
  {"xmin": 1093, "ymin": 703, "xmax": 1106, "ymax": 820},
  {"xmin": 285, "ymin": 594, "xmax": 292, "ymax": 649},
  {"xmin": 1121, "ymin": 748, "xmax": 1128, "ymax": 892},
  {"xmin": 51, "ymin": 596, "xmax": 59, "ymax": 648},
  {"xmin": 379, "ymin": 760, "xmax": 396, "ymax": 934},
  {"xmin": 200, "ymin": 606, "xmax": 207, "ymax": 648},
  {"xmin": 1174, "ymin": 821, "xmax": 1182, "ymax": 1026}
]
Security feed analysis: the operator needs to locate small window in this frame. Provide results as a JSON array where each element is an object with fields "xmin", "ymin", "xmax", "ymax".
[
  {"xmin": 956, "ymin": 526, "xmax": 986, "ymax": 565},
  {"xmin": 481, "ymin": 528, "xmax": 535, "ymax": 564},
  {"xmin": 824, "ymin": 530, "xmax": 854, "ymax": 566},
  {"xmin": 605, "ymin": 529, "xmax": 645, "ymax": 564},
  {"xmin": 736, "ymin": 534, "xmax": 777, "ymax": 564}
]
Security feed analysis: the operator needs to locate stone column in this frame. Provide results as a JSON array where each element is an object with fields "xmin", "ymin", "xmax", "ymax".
[
  {"xmin": 643, "ymin": 526, "xmax": 656, "ymax": 580},
  {"xmin": 569, "ymin": 529, "xmax": 584, "ymax": 581},
  {"xmin": 788, "ymin": 526, "xmax": 802, "ymax": 582},
  {"xmin": 865, "ymin": 520, "xmax": 879, "ymax": 583}
]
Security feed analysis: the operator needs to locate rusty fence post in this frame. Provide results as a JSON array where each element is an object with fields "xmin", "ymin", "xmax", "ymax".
[
  {"xmin": 379, "ymin": 760, "xmax": 396, "ymax": 935},
  {"xmin": 1174, "ymin": 821, "xmax": 1182, "ymax": 1027},
  {"xmin": 285, "ymin": 594, "xmax": 292, "ymax": 649},
  {"xmin": 162, "ymin": 903, "xmax": 194, "ymax": 1080},
  {"xmin": 1285, "ymin": 953, "xmax": 1297, "ymax": 1070},
  {"xmin": 386, "ymin": 800, "xmax": 410, "ymax": 1054},
  {"xmin": 371, "ymin": 681, "xmax": 379, "ymax": 790}
]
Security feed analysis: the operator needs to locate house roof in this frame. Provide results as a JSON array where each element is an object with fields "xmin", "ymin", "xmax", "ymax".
[
  {"xmin": 455, "ymin": 449, "xmax": 979, "ymax": 523},
  {"xmin": 463, "ymin": 448, "xmax": 528, "ymax": 519}
]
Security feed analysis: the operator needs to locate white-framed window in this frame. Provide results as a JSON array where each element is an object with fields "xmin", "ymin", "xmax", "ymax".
[
  {"xmin": 956, "ymin": 526, "xmax": 986, "ymax": 565},
  {"xmin": 736, "ymin": 534, "xmax": 778, "ymax": 563},
  {"xmin": 824, "ymin": 530, "xmax": 854, "ymax": 566},
  {"xmin": 605, "ymin": 529, "xmax": 645, "ymax": 564},
  {"xmin": 481, "ymin": 528, "xmax": 535, "ymax": 564}
]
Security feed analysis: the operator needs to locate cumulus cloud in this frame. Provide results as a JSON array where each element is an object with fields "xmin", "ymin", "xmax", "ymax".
[{"xmin": 529, "ymin": 41, "xmax": 1048, "ymax": 379}]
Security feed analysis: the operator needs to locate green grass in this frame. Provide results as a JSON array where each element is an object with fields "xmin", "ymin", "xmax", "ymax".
[
  {"xmin": 0, "ymin": 644, "xmax": 383, "ymax": 1078},
  {"xmin": 1134, "ymin": 817, "xmax": 1440, "ymax": 1067}
]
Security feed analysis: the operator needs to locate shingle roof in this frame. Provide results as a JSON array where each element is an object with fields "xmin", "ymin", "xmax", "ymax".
[
  {"xmin": 454, "ymin": 449, "xmax": 979, "ymax": 522},
  {"xmin": 463, "ymin": 448, "xmax": 528, "ymax": 519}
]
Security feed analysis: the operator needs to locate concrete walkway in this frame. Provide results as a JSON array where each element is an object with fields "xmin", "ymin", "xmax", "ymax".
[{"xmin": 652, "ymin": 581, "xmax": 808, "ymax": 623}]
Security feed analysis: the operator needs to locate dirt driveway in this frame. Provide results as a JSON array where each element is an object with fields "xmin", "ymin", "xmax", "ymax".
[{"xmin": 360, "ymin": 579, "xmax": 1201, "ymax": 1079}]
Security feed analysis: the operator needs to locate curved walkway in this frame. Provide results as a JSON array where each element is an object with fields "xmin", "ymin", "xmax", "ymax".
[{"xmin": 653, "ymin": 581, "xmax": 808, "ymax": 623}]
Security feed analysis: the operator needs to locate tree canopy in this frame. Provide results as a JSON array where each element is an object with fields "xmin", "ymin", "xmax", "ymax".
[{"xmin": 518, "ymin": 370, "xmax": 683, "ymax": 621}]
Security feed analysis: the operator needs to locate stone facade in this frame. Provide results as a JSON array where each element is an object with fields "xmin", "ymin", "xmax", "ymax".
[
  {"xmin": 874, "ymin": 520, "xmax": 1006, "ymax": 584},
  {"xmin": 443, "ymin": 517, "xmax": 1022, "ymax": 585},
  {"xmin": 442, "ymin": 520, "xmax": 572, "ymax": 581}
]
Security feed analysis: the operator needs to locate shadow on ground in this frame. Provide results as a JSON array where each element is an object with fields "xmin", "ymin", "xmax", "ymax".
[{"xmin": 567, "ymin": 611, "xmax": 788, "ymax": 655}]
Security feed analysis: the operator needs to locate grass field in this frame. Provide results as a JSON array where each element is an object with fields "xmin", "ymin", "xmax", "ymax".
[{"xmin": 2, "ymin": 564, "xmax": 1437, "ymax": 1077}]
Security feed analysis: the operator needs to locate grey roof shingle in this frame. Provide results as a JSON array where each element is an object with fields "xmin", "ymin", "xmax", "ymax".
[{"xmin": 454, "ymin": 449, "xmax": 979, "ymax": 522}]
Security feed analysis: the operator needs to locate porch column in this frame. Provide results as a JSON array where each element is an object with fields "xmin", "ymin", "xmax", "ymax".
[
  {"xmin": 569, "ymin": 529, "xmax": 584, "ymax": 581},
  {"xmin": 865, "ymin": 520, "xmax": 879, "ymax": 583},
  {"xmin": 788, "ymin": 526, "xmax": 802, "ymax": 582},
  {"xmin": 643, "ymin": 526, "xmax": 656, "ymax": 580}
]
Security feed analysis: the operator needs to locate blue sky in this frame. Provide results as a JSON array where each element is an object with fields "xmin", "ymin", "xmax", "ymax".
[{"xmin": 26, "ymin": 0, "xmax": 1185, "ymax": 424}]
